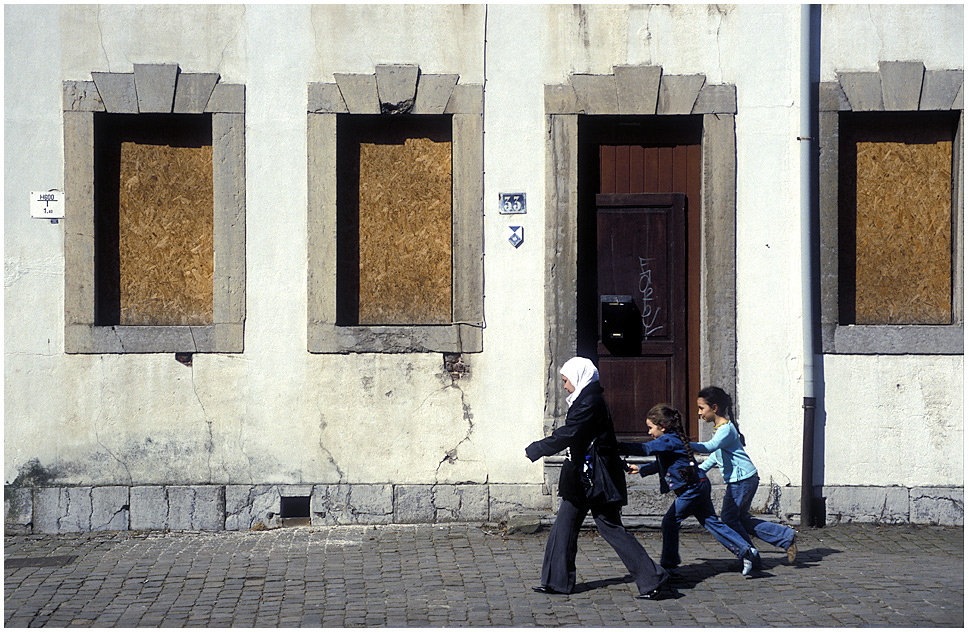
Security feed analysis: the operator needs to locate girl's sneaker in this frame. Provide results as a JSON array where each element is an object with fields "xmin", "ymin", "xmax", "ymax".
[
  {"xmin": 741, "ymin": 549, "xmax": 759, "ymax": 577},
  {"xmin": 786, "ymin": 534, "xmax": 798, "ymax": 563}
]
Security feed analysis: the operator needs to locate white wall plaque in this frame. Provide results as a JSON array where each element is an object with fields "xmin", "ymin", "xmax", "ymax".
[{"xmin": 30, "ymin": 190, "xmax": 65, "ymax": 219}]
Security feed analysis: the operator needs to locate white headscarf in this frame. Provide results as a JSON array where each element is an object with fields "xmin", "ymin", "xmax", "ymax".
[{"xmin": 561, "ymin": 357, "xmax": 599, "ymax": 408}]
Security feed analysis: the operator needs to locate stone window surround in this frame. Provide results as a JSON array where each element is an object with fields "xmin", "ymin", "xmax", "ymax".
[
  {"xmin": 307, "ymin": 64, "xmax": 484, "ymax": 354},
  {"xmin": 63, "ymin": 63, "xmax": 246, "ymax": 353},
  {"xmin": 819, "ymin": 61, "xmax": 964, "ymax": 355},
  {"xmin": 544, "ymin": 65, "xmax": 739, "ymax": 438}
]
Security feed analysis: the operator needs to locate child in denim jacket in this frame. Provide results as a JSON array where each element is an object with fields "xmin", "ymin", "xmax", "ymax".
[{"xmin": 620, "ymin": 404, "xmax": 760, "ymax": 576}]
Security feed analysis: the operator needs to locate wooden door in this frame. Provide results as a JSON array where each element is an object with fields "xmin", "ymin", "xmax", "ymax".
[{"xmin": 596, "ymin": 193, "xmax": 688, "ymax": 440}]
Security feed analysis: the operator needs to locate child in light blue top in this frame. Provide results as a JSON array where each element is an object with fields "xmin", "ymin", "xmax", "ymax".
[
  {"xmin": 694, "ymin": 421, "xmax": 757, "ymax": 483},
  {"xmin": 690, "ymin": 386, "xmax": 798, "ymax": 566}
]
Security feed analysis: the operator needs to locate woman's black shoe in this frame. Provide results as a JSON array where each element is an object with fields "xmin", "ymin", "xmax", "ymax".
[
  {"xmin": 637, "ymin": 586, "xmax": 664, "ymax": 600},
  {"xmin": 532, "ymin": 585, "xmax": 566, "ymax": 595}
]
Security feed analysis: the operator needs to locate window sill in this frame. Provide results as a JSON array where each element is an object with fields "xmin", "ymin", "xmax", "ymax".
[
  {"xmin": 824, "ymin": 323, "xmax": 964, "ymax": 355},
  {"xmin": 65, "ymin": 324, "xmax": 243, "ymax": 354},
  {"xmin": 307, "ymin": 322, "xmax": 482, "ymax": 354}
]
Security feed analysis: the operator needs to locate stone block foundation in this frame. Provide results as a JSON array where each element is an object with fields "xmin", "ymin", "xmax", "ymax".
[{"xmin": 4, "ymin": 482, "xmax": 963, "ymax": 534}]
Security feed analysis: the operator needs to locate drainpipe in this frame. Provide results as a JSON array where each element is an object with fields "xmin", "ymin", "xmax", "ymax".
[{"xmin": 798, "ymin": 4, "xmax": 820, "ymax": 528}]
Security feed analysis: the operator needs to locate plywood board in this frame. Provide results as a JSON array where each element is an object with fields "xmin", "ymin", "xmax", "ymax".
[
  {"xmin": 854, "ymin": 137, "xmax": 952, "ymax": 324},
  {"xmin": 118, "ymin": 140, "xmax": 214, "ymax": 325},
  {"xmin": 357, "ymin": 136, "xmax": 452, "ymax": 324}
]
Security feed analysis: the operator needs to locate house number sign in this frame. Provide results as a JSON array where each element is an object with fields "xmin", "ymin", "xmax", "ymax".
[{"xmin": 499, "ymin": 192, "xmax": 526, "ymax": 214}]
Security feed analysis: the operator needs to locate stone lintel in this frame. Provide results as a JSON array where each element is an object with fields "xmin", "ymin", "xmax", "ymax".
[
  {"xmin": 570, "ymin": 74, "xmax": 619, "ymax": 114},
  {"xmin": 334, "ymin": 73, "xmax": 380, "ymax": 114},
  {"xmin": 308, "ymin": 82, "xmax": 348, "ymax": 113},
  {"xmin": 414, "ymin": 74, "xmax": 459, "ymax": 115},
  {"xmin": 693, "ymin": 83, "xmax": 737, "ymax": 114},
  {"xmin": 173, "ymin": 73, "xmax": 220, "ymax": 114},
  {"xmin": 920, "ymin": 70, "xmax": 964, "ymax": 111},
  {"xmin": 544, "ymin": 83, "xmax": 578, "ymax": 114},
  {"xmin": 91, "ymin": 72, "xmax": 138, "ymax": 113},
  {"xmin": 63, "ymin": 80, "xmax": 104, "ymax": 112},
  {"xmin": 133, "ymin": 63, "xmax": 179, "ymax": 113},
  {"xmin": 819, "ymin": 81, "xmax": 851, "ymax": 112},
  {"xmin": 375, "ymin": 64, "xmax": 419, "ymax": 113},
  {"xmin": 444, "ymin": 84, "xmax": 483, "ymax": 115},
  {"xmin": 204, "ymin": 83, "xmax": 245, "ymax": 113},
  {"xmin": 839, "ymin": 71, "xmax": 884, "ymax": 111},
  {"xmin": 879, "ymin": 61, "xmax": 924, "ymax": 111},
  {"xmin": 658, "ymin": 74, "xmax": 706, "ymax": 115},
  {"xmin": 614, "ymin": 65, "xmax": 661, "ymax": 114}
]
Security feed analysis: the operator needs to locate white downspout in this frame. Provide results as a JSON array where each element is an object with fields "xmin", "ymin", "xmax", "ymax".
[{"xmin": 798, "ymin": 3, "xmax": 819, "ymax": 527}]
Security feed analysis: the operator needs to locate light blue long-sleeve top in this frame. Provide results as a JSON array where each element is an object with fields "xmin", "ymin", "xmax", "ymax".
[{"xmin": 690, "ymin": 422, "xmax": 758, "ymax": 484}]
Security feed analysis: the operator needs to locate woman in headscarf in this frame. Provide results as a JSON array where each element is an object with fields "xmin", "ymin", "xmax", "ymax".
[{"xmin": 525, "ymin": 357, "xmax": 668, "ymax": 599}]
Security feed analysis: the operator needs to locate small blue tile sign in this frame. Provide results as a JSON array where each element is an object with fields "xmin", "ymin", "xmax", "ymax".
[
  {"xmin": 499, "ymin": 192, "xmax": 526, "ymax": 214},
  {"xmin": 508, "ymin": 226, "xmax": 524, "ymax": 248}
]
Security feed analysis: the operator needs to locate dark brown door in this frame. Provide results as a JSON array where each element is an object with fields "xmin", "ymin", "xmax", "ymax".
[{"xmin": 595, "ymin": 193, "xmax": 688, "ymax": 440}]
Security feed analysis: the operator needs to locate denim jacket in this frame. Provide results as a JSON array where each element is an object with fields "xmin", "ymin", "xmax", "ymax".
[{"xmin": 619, "ymin": 433, "xmax": 705, "ymax": 495}]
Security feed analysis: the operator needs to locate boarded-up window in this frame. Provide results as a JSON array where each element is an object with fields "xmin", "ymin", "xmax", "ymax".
[
  {"xmin": 337, "ymin": 116, "xmax": 452, "ymax": 325},
  {"xmin": 94, "ymin": 114, "xmax": 214, "ymax": 326},
  {"xmin": 839, "ymin": 112, "xmax": 957, "ymax": 325}
]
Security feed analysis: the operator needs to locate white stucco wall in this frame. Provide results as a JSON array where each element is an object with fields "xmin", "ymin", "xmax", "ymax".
[
  {"xmin": 820, "ymin": 4, "xmax": 964, "ymax": 80},
  {"xmin": 822, "ymin": 355, "xmax": 963, "ymax": 487},
  {"xmin": 4, "ymin": 5, "xmax": 963, "ymax": 504},
  {"xmin": 3, "ymin": 4, "xmax": 549, "ymax": 490},
  {"xmin": 815, "ymin": 3, "xmax": 964, "ymax": 488}
]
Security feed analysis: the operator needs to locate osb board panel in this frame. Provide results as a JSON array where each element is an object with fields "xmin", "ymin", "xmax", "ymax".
[
  {"xmin": 118, "ymin": 140, "xmax": 214, "ymax": 326},
  {"xmin": 854, "ymin": 135, "xmax": 952, "ymax": 324},
  {"xmin": 357, "ymin": 136, "xmax": 452, "ymax": 324}
]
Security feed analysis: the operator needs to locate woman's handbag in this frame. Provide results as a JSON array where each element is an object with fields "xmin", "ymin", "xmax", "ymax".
[
  {"xmin": 559, "ymin": 439, "xmax": 616, "ymax": 505},
  {"xmin": 557, "ymin": 454, "xmax": 585, "ymax": 502}
]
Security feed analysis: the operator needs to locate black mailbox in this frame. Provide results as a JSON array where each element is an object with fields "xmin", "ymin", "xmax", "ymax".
[{"xmin": 601, "ymin": 295, "xmax": 642, "ymax": 351}]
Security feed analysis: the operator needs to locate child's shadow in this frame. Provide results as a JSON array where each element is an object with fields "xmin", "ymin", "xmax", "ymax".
[
  {"xmin": 570, "ymin": 548, "xmax": 840, "ymax": 598},
  {"xmin": 671, "ymin": 546, "xmax": 842, "ymax": 589}
]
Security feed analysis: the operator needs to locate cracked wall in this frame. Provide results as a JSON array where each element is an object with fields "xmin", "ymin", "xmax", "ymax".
[{"xmin": 4, "ymin": 4, "xmax": 963, "ymax": 534}]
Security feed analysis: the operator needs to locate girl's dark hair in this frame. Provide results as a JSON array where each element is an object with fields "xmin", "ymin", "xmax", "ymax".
[
  {"xmin": 647, "ymin": 404, "xmax": 697, "ymax": 466},
  {"xmin": 697, "ymin": 385, "xmax": 745, "ymax": 446}
]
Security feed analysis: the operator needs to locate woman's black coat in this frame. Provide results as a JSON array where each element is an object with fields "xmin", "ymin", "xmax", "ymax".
[{"xmin": 525, "ymin": 382, "xmax": 628, "ymax": 506}]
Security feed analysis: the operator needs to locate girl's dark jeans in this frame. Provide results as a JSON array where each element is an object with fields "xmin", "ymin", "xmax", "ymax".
[{"xmin": 660, "ymin": 478, "xmax": 752, "ymax": 568}]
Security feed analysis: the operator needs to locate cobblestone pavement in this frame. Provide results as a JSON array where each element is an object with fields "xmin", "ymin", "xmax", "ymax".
[{"xmin": 4, "ymin": 522, "xmax": 963, "ymax": 627}]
